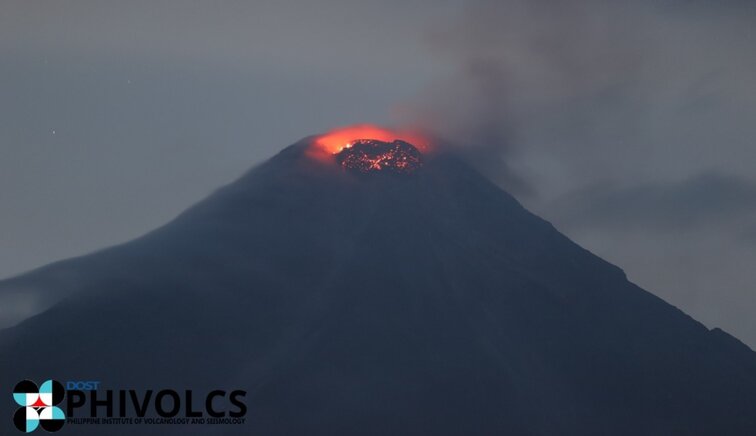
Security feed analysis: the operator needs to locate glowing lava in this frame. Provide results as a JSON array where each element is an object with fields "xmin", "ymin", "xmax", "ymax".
[
  {"xmin": 312, "ymin": 124, "xmax": 429, "ymax": 152},
  {"xmin": 308, "ymin": 124, "xmax": 430, "ymax": 173},
  {"xmin": 335, "ymin": 139, "xmax": 423, "ymax": 174}
]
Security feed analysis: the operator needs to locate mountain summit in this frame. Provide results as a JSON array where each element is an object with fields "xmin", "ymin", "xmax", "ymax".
[
  {"xmin": 335, "ymin": 139, "xmax": 423, "ymax": 174},
  {"xmin": 1, "ymin": 133, "xmax": 755, "ymax": 435}
]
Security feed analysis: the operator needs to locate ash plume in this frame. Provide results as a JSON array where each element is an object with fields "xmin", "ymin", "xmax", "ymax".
[
  {"xmin": 406, "ymin": 0, "xmax": 756, "ymax": 198},
  {"xmin": 397, "ymin": 0, "xmax": 756, "ymax": 347}
]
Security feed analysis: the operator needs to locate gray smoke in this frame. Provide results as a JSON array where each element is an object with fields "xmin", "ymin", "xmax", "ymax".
[{"xmin": 407, "ymin": 0, "xmax": 756, "ymax": 346}]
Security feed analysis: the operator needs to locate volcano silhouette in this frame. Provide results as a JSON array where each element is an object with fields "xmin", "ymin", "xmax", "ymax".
[{"xmin": 1, "ymin": 137, "xmax": 755, "ymax": 435}]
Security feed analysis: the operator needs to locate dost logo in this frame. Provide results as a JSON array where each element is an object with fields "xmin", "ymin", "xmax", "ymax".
[{"xmin": 12, "ymin": 380, "xmax": 66, "ymax": 433}]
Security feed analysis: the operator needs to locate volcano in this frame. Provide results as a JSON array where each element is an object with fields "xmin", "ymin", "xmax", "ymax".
[{"xmin": 1, "ymin": 134, "xmax": 755, "ymax": 435}]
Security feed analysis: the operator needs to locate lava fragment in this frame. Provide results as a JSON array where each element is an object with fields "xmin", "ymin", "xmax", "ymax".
[{"xmin": 335, "ymin": 139, "xmax": 423, "ymax": 174}]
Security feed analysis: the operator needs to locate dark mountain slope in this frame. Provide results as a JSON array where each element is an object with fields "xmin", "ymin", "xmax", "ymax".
[{"xmin": 1, "ymin": 138, "xmax": 755, "ymax": 435}]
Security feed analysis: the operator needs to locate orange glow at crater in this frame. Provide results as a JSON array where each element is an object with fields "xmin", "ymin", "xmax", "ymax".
[
  {"xmin": 336, "ymin": 139, "xmax": 423, "ymax": 174},
  {"xmin": 311, "ymin": 124, "xmax": 431, "ymax": 157}
]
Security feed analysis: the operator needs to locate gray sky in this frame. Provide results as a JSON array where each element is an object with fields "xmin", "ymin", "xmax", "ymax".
[{"xmin": 2, "ymin": 1, "xmax": 755, "ymax": 347}]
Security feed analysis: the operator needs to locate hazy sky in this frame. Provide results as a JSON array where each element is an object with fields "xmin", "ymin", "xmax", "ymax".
[{"xmin": 2, "ymin": 1, "xmax": 756, "ymax": 346}]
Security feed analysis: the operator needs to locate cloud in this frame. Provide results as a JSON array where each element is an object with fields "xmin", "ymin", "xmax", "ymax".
[{"xmin": 552, "ymin": 171, "xmax": 756, "ymax": 231}]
